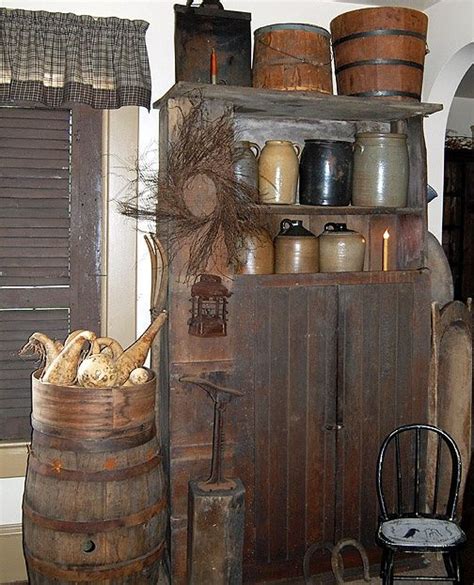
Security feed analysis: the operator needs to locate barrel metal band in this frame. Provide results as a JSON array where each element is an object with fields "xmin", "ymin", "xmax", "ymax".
[
  {"xmin": 335, "ymin": 58, "xmax": 424, "ymax": 74},
  {"xmin": 27, "ymin": 452, "xmax": 162, "ymax": 481},
  {"xmin": 23, "ymin": 497, "xmax": 166, "ymax": 533},
  {"xmin": 348, "ymin": 89, "xmax": 421, "ymax": 99},
  {"xmin": 31, "ymin": 420, "xmax": 156, "ymax": 452},
  {"xmin": 332, "ymin": 28, "xmax": 426, "ymax": 47},
  {"xmin": 24, "ymin": 541, "xmax": 164, "ymax": 581}
]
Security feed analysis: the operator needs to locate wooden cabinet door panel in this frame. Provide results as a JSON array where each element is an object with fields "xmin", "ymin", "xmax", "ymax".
[
  {"xmin": 236, "ymin": 281, "xmax": 338, "ymax": 569},
  {"xmin": 336, "ymin": 274, "xmax": 431, "ymax": 545}
]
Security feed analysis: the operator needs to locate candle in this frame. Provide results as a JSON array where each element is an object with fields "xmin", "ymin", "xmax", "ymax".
[
  {"xmin": 210, "ymin": 49, "xmax": 217, "ymax": 85},
  {"xmin": 382, "ymin": 229, "xmax": 390, "ymax": 271}
]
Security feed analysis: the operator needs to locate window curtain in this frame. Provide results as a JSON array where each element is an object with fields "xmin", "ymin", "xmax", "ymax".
[{"xmin": 0, "ymin": 9, "xmax": 152, "ymax": 109}]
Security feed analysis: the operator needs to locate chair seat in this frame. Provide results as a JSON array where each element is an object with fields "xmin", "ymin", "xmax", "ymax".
[{"xmin": 378, "ymin": 517, "xmax": 466, "ymax": 550}]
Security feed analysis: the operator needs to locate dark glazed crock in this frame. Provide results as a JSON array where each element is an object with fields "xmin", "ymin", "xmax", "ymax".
[{"xmin": 299, "ymin": 139, "xmax": 352, "ymax": 206}]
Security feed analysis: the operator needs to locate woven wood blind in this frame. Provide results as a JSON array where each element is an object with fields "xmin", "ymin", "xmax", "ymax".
[{"xmin": 0, "ymin": 106, "xmax": 101, "ymax": 441}]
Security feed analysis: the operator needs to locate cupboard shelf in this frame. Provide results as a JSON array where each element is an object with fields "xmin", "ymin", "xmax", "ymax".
[
  {"xmin": 235, "ymin": 269, "xmax": 426, "ymax": 285},
  {"xmin": 154, "ymin": 81, "xmax": 443, "ymax": 122},
  {"xmin": 259, "ymin": 204, "xmax": 423, "ymax": 215}
]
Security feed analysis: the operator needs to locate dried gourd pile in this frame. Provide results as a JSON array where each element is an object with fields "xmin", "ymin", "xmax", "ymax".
[{"xmin": 21, "ymin": 310, "xmax": 167, "ymax": 388}]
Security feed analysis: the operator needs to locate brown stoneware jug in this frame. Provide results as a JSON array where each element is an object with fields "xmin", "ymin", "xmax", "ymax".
[
  {"xmin": 352, "ymin": 132, "xmax": 409, "ymax": 207},
  {"xmin": 234, "ymin": 140, "xmax": 260, "ymax": 190},
  {"xmin": 235, "ymin": 228, "xmax": 274, "ymax": 274},
  {"xmin": 319, "ymin": 222, "xmax": 366, "ymax": 272},
  {"xmin": 274, "ymin": 219, "xmax": 319, "ymax": 274},
  {"xmin": 259, "ymin": 140, "xmax": 301, "ymax": 204}
]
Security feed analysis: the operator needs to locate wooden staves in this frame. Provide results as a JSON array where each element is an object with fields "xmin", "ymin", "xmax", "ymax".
[{"xmin": 23, "ymin": 372, "xmax": 167, "ymax": 584}]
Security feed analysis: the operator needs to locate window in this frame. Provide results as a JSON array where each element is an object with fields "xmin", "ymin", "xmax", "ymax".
[{"xmin": 0, "ymin": 106, "xmax": 102, "ymax": 441}]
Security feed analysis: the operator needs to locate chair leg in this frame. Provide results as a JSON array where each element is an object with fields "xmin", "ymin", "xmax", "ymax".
[
  {"xmin": 443, "ymin": 552, "xmax": 454, "ymax": 577},
  {"xmin": 443, "ymin": 551, "xmax": 462, "ymax": 584},
  {"xmin": 381, "ymin": 549, "xmax": 394, "ymax": 585},
  {"xmin": 453, "ymin": 550, "xmax": 462, "ymax": 585}
]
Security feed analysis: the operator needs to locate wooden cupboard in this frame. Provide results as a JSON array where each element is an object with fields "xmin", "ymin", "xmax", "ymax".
[{"xmin": 153, "ymin": 82, "xmax": 441, "ymax": 583}]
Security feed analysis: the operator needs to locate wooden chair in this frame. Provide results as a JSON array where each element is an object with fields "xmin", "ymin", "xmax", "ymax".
[{"xmin": 376, "ymin": 424, "xmax": 466, "ymax": 584}]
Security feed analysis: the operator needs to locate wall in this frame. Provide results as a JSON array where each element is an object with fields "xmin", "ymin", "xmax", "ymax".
[
  {"xmin": 0, "ymin": 0, "xmax": 471, "ymax": 580},
  {"xmin": 447, "ymin": 96, "xmax": 474, "ymax": 136}
]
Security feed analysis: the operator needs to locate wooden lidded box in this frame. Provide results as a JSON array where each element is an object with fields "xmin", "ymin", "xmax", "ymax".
[{"xmin": 174, "ymin": 2, "xmax": 252, "ymax": 86}]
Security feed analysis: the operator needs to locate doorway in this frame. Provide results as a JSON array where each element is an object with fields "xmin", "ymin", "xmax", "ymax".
[{"xmin": 441, "ymin": 65, "xmax": 474, "ymax": 301}]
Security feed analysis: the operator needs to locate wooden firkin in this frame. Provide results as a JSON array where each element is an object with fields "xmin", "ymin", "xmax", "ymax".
[{"xmin": 187, "ymin": 479, "xmax": 245, "ymax": 584}]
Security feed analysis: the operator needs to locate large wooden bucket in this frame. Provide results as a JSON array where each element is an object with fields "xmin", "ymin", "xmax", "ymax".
[
  {"xmin": 253, "ymin": 23, "xmax": 333, "ymax": 93},
  {"xmin": 330, "ymin": 7, "xmax": 428, "ymax": 100},
  {"xmin": 23, "ymin": 371, "xmax": 167, "ymax": 584}
]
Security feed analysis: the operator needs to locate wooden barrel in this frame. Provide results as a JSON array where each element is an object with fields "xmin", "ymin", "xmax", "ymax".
[
  {"xmin": 253, "ymin": 23, "xmax": 333, "ymax": 93},
  {"xmin": 330, "ymin": 7, "xmax": 428, "ymax": 100},
  {"xmin": 23, "ymin": 371, "xmax": 167, "ymax": 584}
]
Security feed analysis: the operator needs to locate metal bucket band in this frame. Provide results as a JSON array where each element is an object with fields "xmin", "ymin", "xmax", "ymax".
[
  {"xmin": 23, "ymin": 498, "xmax": 166, "ymax": 533},
  {"xmin": 24, "ymin": 541, "xmax": 164, "ymax": 581},
  {"xmin": 335, "ymin": 58, "xmax": 424, "ymax": 74},
  {"xmin": 332, "ymin": 28, "xmax": 427, "ymax": 47},
  {"xmin": 31, "ymin": 422, "xmax": 156, "ymax": 452},
  {"xmin": 27, "ymin": 452, "xmax": 162, "ymax": 481},
  {"xmin": 347, "ymin": 89, "xmax": 421, "ymax": 99}
]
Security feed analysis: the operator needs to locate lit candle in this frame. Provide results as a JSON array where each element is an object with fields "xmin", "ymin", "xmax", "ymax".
[
  {"xmin": 210, "ymin": 49, "xmax": 218, "ymax": 85},
  {"xmin": 382, "ymin": 229, "xmax": 390, "ymax": 271}
]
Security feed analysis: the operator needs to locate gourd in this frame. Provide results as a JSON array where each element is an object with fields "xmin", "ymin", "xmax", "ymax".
[
  {"xmin": 113, "ymin": 310, "xmax": 168, "ymax": 385},
  {"xmin": 42, "ymin": 331, "xmax": 97, "ymax": 385},
  {"xmin": 74, "ymin": 310, "xmax": 168, "ymax": 388},
  {"xmin": 77, "ymin": 337, "xmax": 124, "ymax": 388}
]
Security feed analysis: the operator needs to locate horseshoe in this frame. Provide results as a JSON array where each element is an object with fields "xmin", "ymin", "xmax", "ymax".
[
  {"xmin": 303, "ymin": 542, "xmax": 334, "ymax": 585},
  {"xmin": 331, "ymin": 538, "xmax": 371, "ymax": 584}
]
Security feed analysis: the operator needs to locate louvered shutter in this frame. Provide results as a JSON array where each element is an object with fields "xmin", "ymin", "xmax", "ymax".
[{"xmin": 0, "ymin": 107, "xmax": 102, "ymax": 441}]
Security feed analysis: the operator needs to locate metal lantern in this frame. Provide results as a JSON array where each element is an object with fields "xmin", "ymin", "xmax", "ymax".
[{"xmin": 188, "ymin": 274, "xmax": 231, "ymax": 337}]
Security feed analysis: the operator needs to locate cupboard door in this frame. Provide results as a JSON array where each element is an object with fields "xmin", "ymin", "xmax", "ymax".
[
  {"xmin": 236, "ymin": 280, "xmax": 338, "ymax": 577},
  {"xmin": 336, "ymin": 273, "xmax": 431, "ymax": 545}
]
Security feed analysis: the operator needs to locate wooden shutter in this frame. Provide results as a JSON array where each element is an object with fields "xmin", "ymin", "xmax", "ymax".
[{"xmin": 0, "ymin": 107, "xmax": 102, "ymax": 441}]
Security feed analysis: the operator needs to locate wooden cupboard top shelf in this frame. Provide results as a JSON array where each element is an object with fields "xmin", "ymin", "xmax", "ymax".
[
  {"xmin": 260, "ymin": 204, "xmax": 423, "ymax": 215},
  {"xmin": 154, "ymin": 82, "xmax": 443, "ymax": 122}
]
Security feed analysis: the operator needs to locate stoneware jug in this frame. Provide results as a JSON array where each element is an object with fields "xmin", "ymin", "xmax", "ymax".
[
  {"xmin": 274, "ymin": 219, "xmax": 319, "ymax": 274},
  {"xmin": 352, "ymin": 132, "xmax": 409, "ymax": 207},
  {"xmin": 319, "ymin": 222, "xmax": 366, "ymax": 272},
  {"xmin": 235, "ymin": 228, "xmax": 274, "ymax": 274},
  {"xmin": 234, "ymin": 140, "xmax": 260, "ymax": 190},
  {"xmin": 259, "ymin": 140, "xmax": 301, "ymax": 204},
  {"xmin": 299, "ymin": 139, "xmax": 352, "ymax": 206}
]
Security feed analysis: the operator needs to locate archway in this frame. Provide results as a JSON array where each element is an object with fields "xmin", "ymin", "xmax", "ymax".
[{"xmin": 425, "ymin": 42, "xmax": 474, "ymax": 241}]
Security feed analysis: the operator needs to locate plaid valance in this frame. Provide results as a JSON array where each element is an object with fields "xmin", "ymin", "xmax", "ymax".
[{"xmin": 0, "ymin": 9, "xmax": 152, "ymax": 109}]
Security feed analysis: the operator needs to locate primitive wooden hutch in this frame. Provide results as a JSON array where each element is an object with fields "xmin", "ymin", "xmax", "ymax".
[{"xmin": 153, "ymin": 83, "xmax": 442, "ymax": 584}]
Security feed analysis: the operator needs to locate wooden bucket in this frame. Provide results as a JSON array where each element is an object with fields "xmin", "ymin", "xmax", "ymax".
[
  {"xmin": 253, "ymin": 23, "xmax": 333, "ymax": 93},
  {"xmin": 23, "ymin": 371, "xmax": 167, "ymax": 584},
  {"xmin": 330, "ymin": 7, "xmax": 428, "ymax": 100}
]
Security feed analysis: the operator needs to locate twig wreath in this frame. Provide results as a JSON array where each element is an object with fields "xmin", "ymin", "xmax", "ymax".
[{"xmin": 120, "ymin": 97, "xmax": 265, "ymax": 281}]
